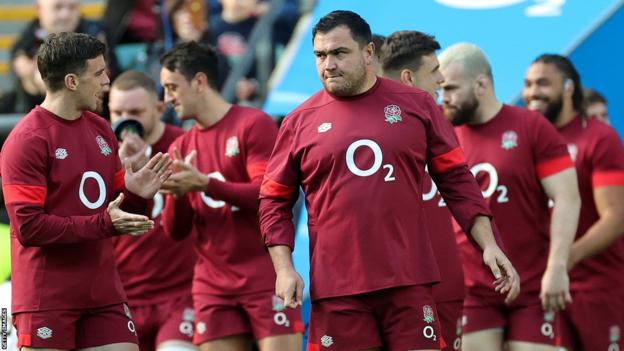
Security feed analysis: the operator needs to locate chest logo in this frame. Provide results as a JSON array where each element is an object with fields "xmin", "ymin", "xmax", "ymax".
[
  {"xmin": 320, "ymin": 335, "xmax": 334, "ymax": 348},
  {"xmin": 55, "ymin": 148, "xmax": 68, "ymax": 159},
  {"xmin": 384, "ymin": 104, "xmax": 402, "ymax": 124},
  {"xmin": 610, "ymin": 325, "xmax": 620, "ymax": 343},
  {"xmin": 501, "ymin": 130, "xmax": 518, "ymax": 150},
  {"xmin": 423, "ymin": 305, "xmax": 435, "ymax": 324},
  {"xmin": 225, "ymin": 136, "xmax": 240, "ymax": 157},
  {"xmin": 567, "ymin": 143, "xmax": 578, "ymax": 162},
  {"xmin": 96, "ymin": 135, "xmax": 113, "ymax": 156},
  {"xmin": 317, "ymin": 122, "xmax": 332, "ymax": 133}
]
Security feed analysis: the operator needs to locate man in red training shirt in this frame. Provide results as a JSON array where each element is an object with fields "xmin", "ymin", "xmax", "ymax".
[
  {"xmin": 524, "ymin": 54, "xmax": 624, "ymax": 351},
  {"xmin": 259, "ymin": 11, "xmax": 519, "ymax": 351},
  {"xmin": 380, "ymin": 30, "xmax": 495, "ymax": 351},
  {"xmin": 439, "ymin": 43, "xmax": 580, "ymax": 351},
  {"xmin": 159, "ymin": 41, "xmax": 303, "ymax": 351},
  {"xmin": 109, "ymin": 70, "xmax": 197, "ymax": 351},
  {"xmin": 1, "ymin": 32, "xmax": 172, "ymax": 351}
]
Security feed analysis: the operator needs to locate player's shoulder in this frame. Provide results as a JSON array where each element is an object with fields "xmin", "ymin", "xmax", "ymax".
[
  {"xmin": 5, "ymin": 107, "xmax": 54, "ymax": 143},
  {"xmin": 501, "ymin": 104, "xmax": 543, "ymax": 121},
  {"xmin": 228, "ymin": 105, "xmax": 277, "ymax": 134},
  {"xmin": 375, "ymin": 78, "xmax": 440, "ymax": 119},
  {"xmin": 84, "ymin": 110, "xmax": 109, "ymax": 127},
  {"xmin": 230, "ymin": 104, "xmax": 273, "ymax": 122},
  {"xmin": 286, "ymin": 89, "xmax": 333, "ymax": 121},
  {"xmin": 584, "ymin": 117, "xmax": 622, "ymax": 142},
  {"xmin": 500, "ymin": 104, "xmax": 553, "ymax": 130}
]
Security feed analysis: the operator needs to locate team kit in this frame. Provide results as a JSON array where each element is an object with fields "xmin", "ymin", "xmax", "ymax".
[{"xmin": 2, "ymin": 9, "xmax": 622, "ymax": 351}]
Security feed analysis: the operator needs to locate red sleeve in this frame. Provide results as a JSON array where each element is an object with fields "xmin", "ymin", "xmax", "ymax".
[
  {"xmin": 421, "ymin": 97, "xmax": 492, "ymax": 234},
  {"xmin": 1, "ymin": 133, "xmax": 115, "ymax": 247},
  {"xmin": 161, "ymin": 139, "xmax": 195, "ymax": 241},
  {"xmin": 162, "ymin": 193, "xmax": 195, "ymax": 241},
  {"xmin": 258, "ymin": 116, "xmax": 299, "ymax": 250},
  {"xmin": 590, "ymin": 125, "xmax": 624, "ymax": 188},
  {"xmin": 531, "ymin": 114, "xmax": 574, "ymax": 179},
  {"xmin": 204, "ymin": 113, "xmax": 278, "ymax": 211}
]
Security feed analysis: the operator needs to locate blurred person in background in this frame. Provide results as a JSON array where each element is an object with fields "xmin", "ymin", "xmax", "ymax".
[
  {"xmin": 523, "ymin": 54, "xmax": 624, "ymax": 351},
  {"xmin": 8, "ymin": 0, "xmax": 118, "ymax": 114},
  {"xmin": 108, "ymin": 70, "xmax": 197, "ymax": 351},
  {"xmin": 439, "ymin": 43, "xmax": 580, "ymax": 351},
  {"xmin": 370, "ymin": 33, "xmax": 385, "ymax": 76},
  {"xmin": 380, "ymin": 30, "xmax": 468, "ymax": 351},
  {"xmin": 582, "ymin": 88, "xmax": 609, "ymax": 124},
  {"xmin": 208, "ymin": 0, "xmax": 299, "ymax": 103},
  {"xmin": 164, "ymin": 0, "xmax": 231, "ymax": 89},
  {"xmin": 0, "ymin": 55, "xmax": 46, "ymax": 114},
  {"xmin": 103, "ymin": 0, "xmax": 160, "ymax": 45}
]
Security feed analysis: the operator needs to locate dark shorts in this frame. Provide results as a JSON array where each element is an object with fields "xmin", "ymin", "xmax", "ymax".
[
  {"xmin": 130, "ymin": 294, "xmax": 195, "ymax": 350},
  {"xmin": 564, "ymin": 290, "xmax": 624, "ymax": 351},
  {"xmin": 192, "ymin": 290, "xmax": 304, "ymax": 345},
  {"xmin": 437, "ymin": 300, "xmax": 463, "ymax": 351},
  {"xmin": 463, "ymin": 291, "xmax": 573, "ymax": 348},
  {"xmin": 13, "ymin": 303, "xmax": 137, "ymax": 349},
  {"xmin": 307, "ymin": 285, "xmax": 445, "ymax": 351}
]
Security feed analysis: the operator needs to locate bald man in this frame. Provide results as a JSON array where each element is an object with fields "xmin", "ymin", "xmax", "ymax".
[{"xmin": 439, "ymin": 43, "xmax": 580, "ymax": 351}]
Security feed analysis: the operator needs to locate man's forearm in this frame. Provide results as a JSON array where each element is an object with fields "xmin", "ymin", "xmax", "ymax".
[
  {"xmin": 268, "ymin": 245, "xmax": 296, "ymax": 273},
  {"xmin": 548, "ymin": 198, "xmax": 580, "ymax": 268},
  {"xmin": 570, "ymin": 212, "xmax": 624, "ymax": 267},
  {"xmin": 470, "ymin": 215, "xmax": 499, "ymax": 250}
]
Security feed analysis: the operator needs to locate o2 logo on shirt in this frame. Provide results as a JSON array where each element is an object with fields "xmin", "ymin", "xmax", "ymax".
[
  {"xmin": 423, "ymin": 162, "xmax": 509, "ymax": 206},
  {"xmin": 78, "ymin": 171, "xmax": 107, "ymax": 209},
  {"xmin": 151, "ymin": 192, "xmax": 164, "ymax": 219},
  {"xmin": 345, "ymin": 139, "xmax": 396, "ymax": 182},
  {"xmin": 200, "ymin": 171, "xmax": 239, "ymax": 211}
]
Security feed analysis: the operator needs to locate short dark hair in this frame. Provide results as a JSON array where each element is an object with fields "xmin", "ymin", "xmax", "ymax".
[
  {"xmin": 111, "ymin": 70, "xmax": 159, "ymax": 98},
  {"xmin": 160, "ymin": 41, "xmax": 219, "ymax": 89},
  {"xmin": 381, "ymin": 30, "xmax": 441, "ymax": 75},
  {"xmin": 37, "ymin": 32, "xmax": 106, "ymax": 92},
  {"xmin": 312, "ymin": 10, "xmax": 372, "ymax": 48},
  {"xmin": 532, "ymin": 54, "xmax": 583, "ymax": 112},
  {"xmin": 372, "ymin": 34, "xmax": 386, "ymax": 59},
  {"xmin": 583, "ymin": 88, "xmax": 607, "ymax": 106}
]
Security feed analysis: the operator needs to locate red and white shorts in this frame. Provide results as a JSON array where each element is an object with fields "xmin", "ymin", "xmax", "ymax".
[
  {"xmin": 307, "ymin": 285, "xmax": 445, "ymax": 351},
  {"xmin": 192, "ymin": 290, "xmax": 303, "ymax": 345},
  {"xmin": 13, "ymin": 303, "xmax": 137, "ymax": 349}
]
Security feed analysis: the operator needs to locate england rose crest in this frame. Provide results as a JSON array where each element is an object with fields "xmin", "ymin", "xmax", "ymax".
[
  {"xmin": 501, "ymin": 130, "xmax": 518, "ymax": 150},
  {"xmin": 610, "ymin": 325, "xmax": 620, "ymax": 343},
  {"xmin": 225, "ymin": 136, "xmax": 240, "ymax": 157},
  {"xmin": 96, "ymin": 135, "xmax": 112, "ymax": 156},
  {"xmin": 423, "ymin": 305, "xmax": 435, "ymax": 324},
  {"xmin": 384, "ymin": 104, "xmax": 402, "ymax": 124}
]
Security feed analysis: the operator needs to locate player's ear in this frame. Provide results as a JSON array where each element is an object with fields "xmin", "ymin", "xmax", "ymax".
[
  {"xmin": 474, "ymin": 74, "xmax": 488, "ymax": 96},
  {"xmin": 364, "ymin": 42, "xmax": 374, "ymax": 65},
  {"xmin": 64, "ymin": 73, "xmax": 79, "ymax": 91},
  {"xmin": 563, "ymin": 78, "xmax": 574, "ymax": 97},
  {"xmin": 399, "ymin": 69, "xmax": 413, "ymax": 86},
  {"xmin": 155, "ymin": 100, "xmax": 166, "ymax": 115},
  {"xmin": 192, "ymin": 72, "xmax": 208, "ymax": 92}
]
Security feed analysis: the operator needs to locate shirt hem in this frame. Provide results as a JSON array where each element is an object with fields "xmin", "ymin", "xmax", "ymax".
[{"xmin": 310, "ymin": 280, "xmax": 438, "ymax": 301}]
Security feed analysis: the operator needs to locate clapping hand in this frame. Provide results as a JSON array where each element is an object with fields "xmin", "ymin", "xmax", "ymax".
[
  {"xmin": 160, "ymin": 148, "xmax": 209, "ymax": 198},
  {"xmin": 107, "ymin": 193, "xmax": 154, "ymax": 236},
  {"xmin": 124, "ymin": 152, "xmax": 172, "ymax": 199}
]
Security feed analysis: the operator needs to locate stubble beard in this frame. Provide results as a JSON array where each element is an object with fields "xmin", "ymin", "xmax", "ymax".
[{"xmin": 444, "ymin": 95, "xmax": 480, "ymax": 126}]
